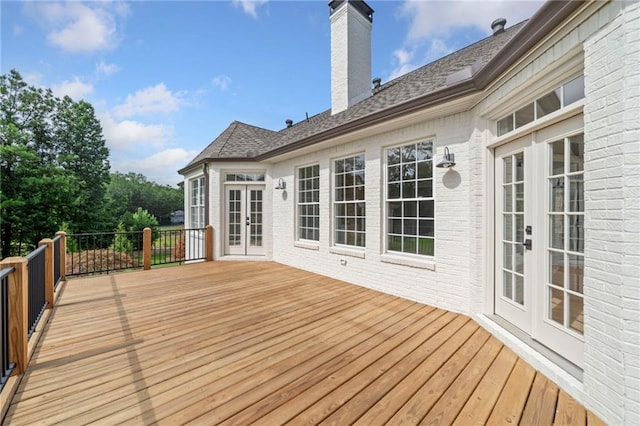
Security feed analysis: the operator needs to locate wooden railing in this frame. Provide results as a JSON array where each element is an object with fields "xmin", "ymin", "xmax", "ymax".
[
  {"xmin": 0, "ymin": 225, "xmax": 214, "ymax": 417},
  {"xmin": 66, "ymin": 226, "xmax": 214, "ymax": 276}
]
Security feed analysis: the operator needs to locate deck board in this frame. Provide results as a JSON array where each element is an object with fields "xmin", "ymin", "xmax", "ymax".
[{"xmin": 2, "ymin": 261, "xmax": 603, "ymax": 425}]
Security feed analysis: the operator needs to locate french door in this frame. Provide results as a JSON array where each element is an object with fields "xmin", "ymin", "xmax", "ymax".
[
  {"xmin": 494, "ymin": 115, "xmax": 585, "ymax": 367},
  {"xmin": 225, "ymin": 185, "xmax": 264, "ymax": 256}
]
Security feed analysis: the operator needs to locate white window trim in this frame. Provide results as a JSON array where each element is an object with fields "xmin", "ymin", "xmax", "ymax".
[
  {"xmin": 189, "ymin": 176, "xmax": 205, "ymax": 229},
  {"xmin": 332, "ymin": 153, "xmax": 366, "ymax": 249},
  {"xmin": 296, "ymin": 164, "xmax": 320, "ymax": 243},
  {"xmin": 383, "ymin": 140, "xmax": 436, "ymax": 258}
]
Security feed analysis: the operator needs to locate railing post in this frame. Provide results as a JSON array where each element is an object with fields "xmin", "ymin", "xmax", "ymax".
[
  {"xmin": 143, "ymin": 228, "xmax": 152, "ymax": 270},
  {"xmin": 55, "ymin": 231, "xmax": 67, "ymax": 281},
  {"xmin": 205, "ymin": 225, "xmax": 214, "ymax": 261},
  {"xmin": 39, "ymin": 239, "xmax": 55, "ymax": 309},
  {"xmin": 0, "ymin": 258, "xmax": 28, "ymax": 375}
]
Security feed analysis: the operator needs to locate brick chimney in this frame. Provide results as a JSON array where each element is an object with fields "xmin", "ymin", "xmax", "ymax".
[{"xmin": 329, "ymin": 0, "xmax": 374, "ymax": 115}]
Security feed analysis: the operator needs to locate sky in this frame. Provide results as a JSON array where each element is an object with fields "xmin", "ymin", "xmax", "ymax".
[{"xmin": 1, "ymin": 0, "xmax": 543, "ymax": 186}]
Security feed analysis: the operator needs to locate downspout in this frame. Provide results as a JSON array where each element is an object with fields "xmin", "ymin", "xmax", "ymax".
[{"xmin": 202, "ymin": 163, "xmax": 210, "ymax": 226}]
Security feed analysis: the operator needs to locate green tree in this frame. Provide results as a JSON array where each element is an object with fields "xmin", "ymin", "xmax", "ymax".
[
  {"xmin": 0, "ymin": 69, "xmax": 110, "ymax": 257},
  {"xmin": 106, "ymin": 172, "xmax": 183, "ymax": 226},
  {"xmin": 111, "ymin": 222, "xmax": 133, "ymax": 254}
]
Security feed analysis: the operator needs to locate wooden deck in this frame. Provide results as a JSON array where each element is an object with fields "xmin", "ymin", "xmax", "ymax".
[{"xmin": 3, "ymin": 261, "xmax": 603, "ymax": 425}]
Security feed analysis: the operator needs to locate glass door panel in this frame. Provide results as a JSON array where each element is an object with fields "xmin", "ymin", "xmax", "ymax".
[{"xmin": 225, "ymin": 185, "xmax": 265, "ymax": 256}]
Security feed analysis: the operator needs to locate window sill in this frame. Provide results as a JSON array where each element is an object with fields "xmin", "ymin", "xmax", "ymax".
[
  {"xmin": 294, "ymin": 241, "xmax": 320, "ymax": 251},
  {"xmin": 330, "ymin": 246, "xmax": 365, "ymax": 259},
  {"xmin": 380, "ymin": 253, "xmax": 436, "ymax": 270}
]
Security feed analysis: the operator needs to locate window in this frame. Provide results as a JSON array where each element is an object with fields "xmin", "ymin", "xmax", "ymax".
[
  {"xmin": 297, "ymin": 165, "xmax": 320, "ymax": 241},
  {"xmin": 497, "ymin": 75, "xmax": 585, "ymax": 137},
  {"xmin": 225, "ymin": 173, "xmax": 265, "ymax": 182},
  {"xmin": 190, "ymin": 176, "xmax": 205, "ymax": 228},
  {"xmin": 386, "ymin": 141, "xmax": 434, "ymax": 256},
  {"xmin": 334, "ymin": 154, "xmax": 365, "ymax": 247}
]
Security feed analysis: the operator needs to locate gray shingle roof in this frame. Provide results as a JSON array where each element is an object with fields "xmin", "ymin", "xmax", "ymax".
[{"xmin": 182, "ymin": 20, "xmax": 526, "ymax": 171}]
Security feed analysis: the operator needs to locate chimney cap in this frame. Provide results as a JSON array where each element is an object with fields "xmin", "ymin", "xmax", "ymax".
[
  {"xmin": 372, "ymin": 77, "xmax": 382, "ymax": 89},
  {"xmin": 285, "ymin": 119, "xmax": 293, "ymax": 128},
  {"xmin": 491, "ymin": 18, "xmax": 507, "ymax": 35},
  {"xmin": 329, "ymin": 0, "xmax": 374, "ymax": 22}
]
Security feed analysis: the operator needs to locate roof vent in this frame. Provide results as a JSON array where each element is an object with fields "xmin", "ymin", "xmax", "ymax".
[
  {"xmin": 285, "ymin": 119, "xmax": 293, "ymax": 128},
  {"xmin": 491, "ymin": 18, "xmax": 507, "ymax": 35},
  {"xmin": 372, "ymin": 77, "xmax": 381, "ymax": 89}
]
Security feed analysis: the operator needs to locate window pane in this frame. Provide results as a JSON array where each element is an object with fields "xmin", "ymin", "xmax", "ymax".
[
  {"xmin": 550, "ymin": 287, "xmax": 564, "ymax": 326},
  {"xmin": 497, "ymin": 115, "xmax": 514, "ymax": 136},
  {"xmin": 550, "ymin": 178, "xmax": 564, "ymax": 212},
  {"xmin": 417, "ymin": 179, "xmax": 432, "ymax": 197},
  {"xmin": 418, "ymin": 200, "xmax": 434, "ymax": 218},
  {"xmin": 388, "ymin": 165, "xmax": 401, "ymax": 182},
  {"xmin": 402, "ymin": 163, "xmax": 416, "ymax": 180},
  {"xmin": 503, "ymin": 215, "xmax": 512, "ymax": 241},
  {"xmin": 569, "ymin": 134, "xmax": 584, "ymax": 172},
  {"xmin": 503, "ymin": 157, "xmax": 513, "ymax": 184},
  {"xmin": 388, "ymin": 235, "xmax": 402, "ymax": 251},
  {"xmin": 416, "ymin": 142, "xmax": 432, "ymax": 160},
  {"xmin": 387, "ymin": 147, "xmax": 401, "ymax": 165},
  {"xmin": 503, "ymin": 186, "xmax": 513, "ymax": 212},
  {"xmin": 418, "ymin": 238, "xmax": 434, "ymax": 256},
  {"xmin": 403, "ymin": 236, "xmax": 417, "ymax": 254},
  {"xmin": 563, "ymin": 75, "xmax": 584, "ymax": 106},
  {"xmin": 514, "ymin": 275, "xmax": 524, "ymax": 305},
  {"xmin": 404, "ymin": 201, "xmax": 418, "ymax": 217},
  {"xmin": 550, "ymin": 214, "xmax": 564, "ymax": 249},
  {"xmin": 550, "ymin": 140, "xmax": 564, "ymax": 175},
  {"xmin": 568, "ymin": 254, "xmax": 584, "ymax": 293},
  {"xmin": 388, "ymin": 202, "xmax": 402, "ymax": 217},
  {"xmin": 515, "ymin": 183, "xmax": 524, "ymax": 212},
  {"xmin": 568, "ymin": 215, "xmax": 584, "ymax": 253},
  {"xmin": 503, "ymin": 271, "xmax": 512, "ymax": 299},
  {"xmin": 418, "ymin": 220, "xmax": 434, "ymax": 237},
  {"xmin": 402, "ymin": 181, "xmax": 415, "ymax": 198},
  {"xmin": 402, "ymin": 145, "xmax": 416, "ymax": 162},
  {"xmin": 536, "ymin": 89, "xmax": 561, "ymax": 118},
  {"xmin": 417, "ymin": 161, "xmax": 432, "ymax": 179},
  {"xmin": 403, "ymin": 219, "xmax": 417, "ymax": 235},
  {"xmin": 514, "ymin": 153, "xmax": 524, "ymax": 182},
  {"xmin": 388, "ymin": 183, "xmax": 400, "ymax": 199},
  {"xmin": 515, "ymin": 103, "xmax": 534, "ymax": 128},
  {"xmin": 550, "ymin": 251, "xmax": 564, "ymax": 287},
  {"xmin": 514, "ymin": 244, "xmax": 524, "ymax": 274},
  {"xmin": 569, "ymin": 294, "xmax": 584, "ymax": 334},
  {"xmin": 504, "ymin": 242, "xmax": 512, "ymax": 270},
  {"xmin": 569, "ymin": 175, "xmax": 584, "ymax": 212}
]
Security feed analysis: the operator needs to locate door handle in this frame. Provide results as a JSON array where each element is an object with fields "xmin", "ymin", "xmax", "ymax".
[
  {"xmin": 521, "ymin": 239, "xmax": 532, "ymax": 250},
  {"xmin": 246, "ymin": 217, "xmax": 250, "ymax": 226}
]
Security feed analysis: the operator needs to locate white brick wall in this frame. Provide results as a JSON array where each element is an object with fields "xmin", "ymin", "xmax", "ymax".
[
  {"xmin": 584, "ymin": 2, "xmax": 640, "ymax": 424},
  {"xmin": 270, "ymin": 113, "xmax": 473, "ymax": 313}
]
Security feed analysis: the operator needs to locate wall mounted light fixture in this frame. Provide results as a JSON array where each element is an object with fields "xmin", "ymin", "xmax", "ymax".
[
  {"xmin": 436, "ymin": 147, "xmax": 456, "ymax": 168},
  {"xmin": 275, "ymin": 178, "xmax": 287, "ymax": 190}
]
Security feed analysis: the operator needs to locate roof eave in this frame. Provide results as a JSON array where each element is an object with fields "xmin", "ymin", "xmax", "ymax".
[{"xmin": 255, "ymin": 79, "xmax": 479, "ymax": 161}]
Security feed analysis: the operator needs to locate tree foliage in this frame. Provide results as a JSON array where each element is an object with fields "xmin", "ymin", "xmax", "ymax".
[
  {"xmin": 107, "ymin": 172, "xmax": 183, "ymax": 226},
  {"xmin": 0, "ymin": 70, "xmax": 110, "ymax": 257}
]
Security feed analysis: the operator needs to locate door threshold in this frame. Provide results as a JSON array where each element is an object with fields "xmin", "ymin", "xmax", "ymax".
[
  {"xmin": 486, "ymin": 314, "xmax": 583, "ymax": 381},
  {"xmin": 219, "ymin": 255, "xmax": 268, "ymax": 261}
]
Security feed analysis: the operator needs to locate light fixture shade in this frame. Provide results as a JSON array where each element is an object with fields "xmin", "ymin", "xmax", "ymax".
[
  {"xmin": 275, "ymin": 178, "xmax": 286, "ymax": 190},
  {"xmin": 436, "ymin": 147, "xmax": 456, "ymax": 168}
]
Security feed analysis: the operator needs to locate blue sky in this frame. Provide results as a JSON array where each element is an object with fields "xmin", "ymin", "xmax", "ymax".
[{"xmin": 2, "ymin": 0, "xmax": 543, "ymax": 186}]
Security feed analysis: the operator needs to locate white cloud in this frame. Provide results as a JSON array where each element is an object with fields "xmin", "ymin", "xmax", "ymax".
[
  {"xmin": 232, "ymin": 0, "xmax": 268, "ymax": 19},
  {"xmin": 387, "ymin": 0, "xmax": 543, "ymax": 81},
  {"xmin": 113, "ymin": 83, "xmax": 182, "ymax": 118},
  {"xmin": 96, "ymin": 60, "xmax": 120, "ymax": 77},
  {"xmin": 212, "ymin": 75, "xmax": 232, "ymax": 91},
  {"xmin": 52, "ymin": 77, "xmax": 94, "ymax": 100},
  {"xmin": 114, "ymin": 148, "xmax": 197, "ymax": 185},
  {"xmin": 398, "ymin": 0, "xmax": 543, "ymax": 41},
  {"xmin": 99, "ymin": 113, "xmax": 173, "ymax": 149},
  {"xmin": 28, "ymin": 2, "xmax": 129, "ymax": 53}
]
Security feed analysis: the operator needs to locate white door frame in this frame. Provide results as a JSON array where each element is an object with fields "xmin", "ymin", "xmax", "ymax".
[
  {"xmin": 224, "ymin": 184, "xmax": 265, "ymax": 256},
  {"xmin": 492, "ymin": 114, "xmax": 585, "ymax": 368}
]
